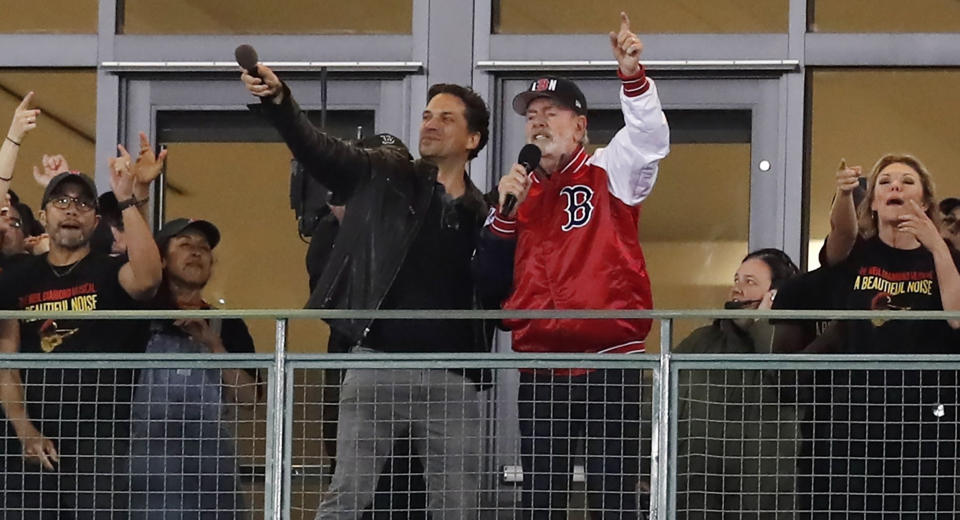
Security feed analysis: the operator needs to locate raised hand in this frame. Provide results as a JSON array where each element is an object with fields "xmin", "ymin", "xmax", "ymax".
[
  {"xmin": 241, "ymin": 63, "xmax": 284, "ymax": 104},
  {"xmin": 109, "ymin": 145, "xmax": 136, "ymax": 201},
  {"xmin": 7, "ymin": 91, "xmax": 40, "ymax": 144},
  {"xmin": 608, "ymin": 12, "xmax": 643, "ymax": 76},
  {"xmin": 835, "ymin": 158, "xmax": 861, "ymax": 195},
  {"xmin": 130, "ymin": 132, "xmax": 167, "ymax": 185},
  {"xmin": 32, "ymin": 153, "xmax": 70, "ymax": 187}
]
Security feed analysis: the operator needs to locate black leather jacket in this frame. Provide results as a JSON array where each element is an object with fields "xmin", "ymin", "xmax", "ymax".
[{"xmin": 252, "ymin": 85, "xmax": 491, "ymax": 351}]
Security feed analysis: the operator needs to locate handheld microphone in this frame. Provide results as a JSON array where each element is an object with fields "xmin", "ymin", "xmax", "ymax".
[
  {"xmin": 503, "ymin": 144, "xmax": 541, "ymax": 216},
  {"xmin": 235, "ymin": 44, "xmax": 260, "ymax": 78}
]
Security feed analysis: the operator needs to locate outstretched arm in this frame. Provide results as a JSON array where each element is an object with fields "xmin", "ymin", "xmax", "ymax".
[{"xmin": 241, "ymin": 63, "xmax": 371, "ymax": 200}]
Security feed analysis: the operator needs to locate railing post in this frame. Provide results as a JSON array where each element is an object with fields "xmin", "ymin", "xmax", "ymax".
[
  {"xmin": 649, "ymin": 318, "xmax": 673, "ymax": 520},
  {"xmin": 265, "ymin": 318, "xmax": 288, "ymax": 520}
]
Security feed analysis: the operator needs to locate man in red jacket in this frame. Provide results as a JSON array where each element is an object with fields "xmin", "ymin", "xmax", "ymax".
[{"xmin": 474, "ymin": 12, "xmax": 669, "ymax": 520}]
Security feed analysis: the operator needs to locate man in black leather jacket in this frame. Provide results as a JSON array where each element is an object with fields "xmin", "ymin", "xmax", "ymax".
[{"xmin": 243, "ymin": 64, "xmax": 491, "ymax": 519}]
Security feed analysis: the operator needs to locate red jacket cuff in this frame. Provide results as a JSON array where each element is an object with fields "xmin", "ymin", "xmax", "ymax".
[
  {"xmin": 618, "ymin": 65, "xmax": 649, "ymax": 97},
  {"xmin": 488, "ymin": 209, "xmax": 517, "ymax": 239}
]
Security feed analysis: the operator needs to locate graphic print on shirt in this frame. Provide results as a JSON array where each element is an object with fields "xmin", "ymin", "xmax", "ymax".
[
  {"xmin": 560, "ymin": 185, "xmax": 594, "ymax": 232},
  {"xmin": 852, "ymin": 265, "xmax": 934, "ymax": 327},
  {"xmin": 18, "ymin": 282, "xmax": 100, "ymax": 352}
]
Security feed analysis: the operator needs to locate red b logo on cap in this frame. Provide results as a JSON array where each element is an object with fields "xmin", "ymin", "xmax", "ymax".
[{"xmin": 534, "ymin": 78, "xmax": 552, "ymax": 92}]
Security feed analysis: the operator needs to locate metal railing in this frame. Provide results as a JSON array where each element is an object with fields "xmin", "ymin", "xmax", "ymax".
[{"xmin": 1, "ymin": 308, "xmax": 959, "ymax": 520}]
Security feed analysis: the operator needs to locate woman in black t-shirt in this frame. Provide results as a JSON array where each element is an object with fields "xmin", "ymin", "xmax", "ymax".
[{"xmin": 814, "ymin": 154, "xmax": 960, "ymax": 516}]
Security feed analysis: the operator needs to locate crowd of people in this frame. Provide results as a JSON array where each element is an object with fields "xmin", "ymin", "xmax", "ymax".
[{"xmin": 0, "ymin": 9, "xmax": 957, "ymax": 520}]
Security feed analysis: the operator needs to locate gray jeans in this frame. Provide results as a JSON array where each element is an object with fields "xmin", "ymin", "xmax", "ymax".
[{"xmin": 315, "ymin": 361, "xmax": 482, "ymax": 520}]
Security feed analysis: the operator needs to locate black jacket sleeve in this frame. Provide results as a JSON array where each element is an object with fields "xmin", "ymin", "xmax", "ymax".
[
  {"xmin": 472, "ymin": 221, "xmax": 517, "ymax": 309},
  {"xmin": 251, "ymin": 83, "xmax": 370, "ymax": 200}
]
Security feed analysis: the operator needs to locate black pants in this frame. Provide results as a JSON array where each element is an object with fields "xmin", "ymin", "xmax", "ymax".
[
  {"xmin": 1, "ymin": 436, "xmax": 129, "ymax": 520},
  {"xmin": 518, "ymin": 369, "xmax": 643, "ymax": 520}
]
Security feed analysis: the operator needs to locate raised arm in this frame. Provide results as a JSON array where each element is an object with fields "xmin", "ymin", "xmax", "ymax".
[
  {"xmin": 823, "ymin": 159, "xmax": 861, "ymax": 266},
  {"xmin": 241, "ymin": 63, "xmax": 371, "ymax": 200},
  {"xmin": 0, "ymin": 319, "xmax": 59, "ymax": 470},
  {"xmin": 592, "ymin": 13, "xmax": 670, "ymax": 206},
  {"xmin": 0, "ymin": 92, "xmax": 40, "ymax": 199},
  {"xmin": 112, "ymin": 157, "xmax": 162, "ymax": 300}
]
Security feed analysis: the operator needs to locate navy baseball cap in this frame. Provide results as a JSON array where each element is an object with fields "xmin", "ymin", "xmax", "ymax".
[
  {"xmin": 155, "ymin": 218, "xmax": 221, "ymax": 250},
  {"xmin": 512, "ymin": 77, "xmax": 588, "ymax": 116},
  {"xmin": 42, "ymin": 171, "xmax": 99, "ymax": 209}
]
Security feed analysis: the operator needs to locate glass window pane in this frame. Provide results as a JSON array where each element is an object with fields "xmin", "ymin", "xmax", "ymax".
[
  {"xmin": 811, "ymin": 0, "xmax": 960, "ymax": 33},
  {"xmin": 586, "ymin": 110, "xmax": 751, "ymax": 350},
  {"xmin": 807, "ymin": 69, "xmax": 960, "ymax": 268},
  {"xmin": 495, "ymin": 0, "xmax": 787, "ymax": 34},
  {"xmin": 0, "ymin": 0, "xmax": 97, "ymax": 33},
  {"xmin": 0, "ymin": 69, "xmax": 97, "ymax": 210},
  {"xmin": 122, "ymin": 0, "xmax": 412, "ymax": 34}
]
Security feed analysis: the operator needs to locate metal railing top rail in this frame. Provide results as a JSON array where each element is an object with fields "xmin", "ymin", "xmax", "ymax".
[
  {"xmin": 2, "ymin": 351, "xmax": 959, "ymax": 370},
  {"xmin": 0, "ymin": 308, "xmax": 959, "ymax": 320}
]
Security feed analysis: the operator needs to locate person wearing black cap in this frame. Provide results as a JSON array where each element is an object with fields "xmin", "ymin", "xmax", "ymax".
[
  {"xmin": 940, "ymin": 197, "xmax": 960, "ymax": 251},
  {"xmin": 126, "ymin": 217, "xmax": 259, "ymax": 519},
  {"xmin": 473, "ymin": 12, "xmax": 670, "ymax": 520},
  {"xmin": 0, "ymin": 163, "xmax": 162, "ymax": 516},
  {"xmin": 242, "ymin": 65, "xmax": 492, "ymax": 517}
]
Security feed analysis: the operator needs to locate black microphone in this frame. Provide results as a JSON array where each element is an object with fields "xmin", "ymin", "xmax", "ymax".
[
  {"xmin": 503, "ymin": 144, "xmax": 541, "ymax": 216},
  {"xmin": 235, "ymin": 44, "xmax": 260, "ymax": 78}
]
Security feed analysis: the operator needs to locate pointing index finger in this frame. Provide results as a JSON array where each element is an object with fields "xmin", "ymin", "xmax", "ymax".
[
  {"xmin": 619, "ymin": 12, "xmax": 631, "ymax": 34},
  {"xmin": 17, "ymin": 91, "xmax": 35, "ymax": 110}
]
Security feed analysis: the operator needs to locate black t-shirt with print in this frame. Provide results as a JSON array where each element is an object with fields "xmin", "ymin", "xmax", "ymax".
[
  {"xmin": 0, "ymin": 252, "xmax": 150, "ymax": 437},
  {"xmin": 828, "ymin": 236, "xmax": 960, "ymax": 408},
  {"xmin": 833, "ymin": 236, "xmax": 960, "ymax": 355}
]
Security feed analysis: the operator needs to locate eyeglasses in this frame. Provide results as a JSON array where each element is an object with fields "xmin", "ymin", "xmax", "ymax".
[{"xmin": 50, "ymin": 196, "xmax": 95, "ymax": 212}]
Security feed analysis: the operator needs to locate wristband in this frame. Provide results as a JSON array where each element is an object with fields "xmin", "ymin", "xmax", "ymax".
[
  {"xmin": 5, "ymin": 136, "xmax": 20, "ymax": 146},
  {"xmin": 117, "ymin": 196, "xmax": 148, "ymax": 211}
]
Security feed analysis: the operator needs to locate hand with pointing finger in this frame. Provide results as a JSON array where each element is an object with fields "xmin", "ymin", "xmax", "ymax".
[
  {"xmin": 835, "ymin": 158, "xmax": 862, "ymax": 197},
  {"xmin": 609, "ymin": 12, "xmax": 643, "ymax": 77},
  {"xmin": 7, "ymin": 91, "xmax": 40, "ymax": 145}
]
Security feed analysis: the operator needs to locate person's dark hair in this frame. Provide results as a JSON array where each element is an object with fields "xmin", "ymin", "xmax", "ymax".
[
  {"xmin": 426, "ymin": 83, "xmax": 490, "ymax": 160},
  {"xmin": 742, "ymin": 248, "xmax": 799, "ymax": 290},
  {"xmin": 14, "ymin": 202, "xmax": 42, "ymax": 237}
]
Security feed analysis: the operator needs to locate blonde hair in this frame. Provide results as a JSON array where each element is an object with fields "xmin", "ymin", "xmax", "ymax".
[{"xmin": 857, "ymin": 154, "xmax": 938, "ymax": 238}]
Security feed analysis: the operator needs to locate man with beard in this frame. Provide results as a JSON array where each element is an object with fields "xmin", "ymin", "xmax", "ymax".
[
  {"xmin": 242, "ymin": 66, "xmax": 492, "ymax": 518},
  {"xmin": 473, "ymin": 12, "xmax": 670, "ymax": 520},
  {"xmin": 0, "ymin": 164, "xmax": 162, "ymax": 518}
]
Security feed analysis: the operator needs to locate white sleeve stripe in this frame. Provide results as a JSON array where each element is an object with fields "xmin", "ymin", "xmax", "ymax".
[
  {"xmin": 490, "ymin": 222, "xmax": 516, "ymax": 234},
  {"xmin": 623, "ymin": 81, "xmax": 649, "ymax": 94},
  {"xmin": 493, "ymin": 216, "xmax": 516, "ymax": 226}
]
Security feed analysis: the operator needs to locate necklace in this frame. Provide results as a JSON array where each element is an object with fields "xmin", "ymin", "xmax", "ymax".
[{"xmin": 50, "ymin": 258, "xmax": 84, "ymax": 278}]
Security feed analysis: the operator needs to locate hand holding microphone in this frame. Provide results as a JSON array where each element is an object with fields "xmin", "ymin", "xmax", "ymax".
[
  {"xmin": 499, "ymin": 144, "xmax": 541, "ymax": 218},
  {"xmin": 236, "ymin": 44, "xmax": 284, "ymax": 103}
]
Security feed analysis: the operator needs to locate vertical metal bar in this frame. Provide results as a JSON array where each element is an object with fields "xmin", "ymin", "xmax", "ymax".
[
  {"xmin": 649, "ymin": 318, "xmax": 673, "ymax": 520},
  {"xmin": 282, "ymin": 361, "xmax": 295, "ymax": 520},
  {"xmin": 265, "ymin": 318, "xmax": 288, "ymax": 520}
]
